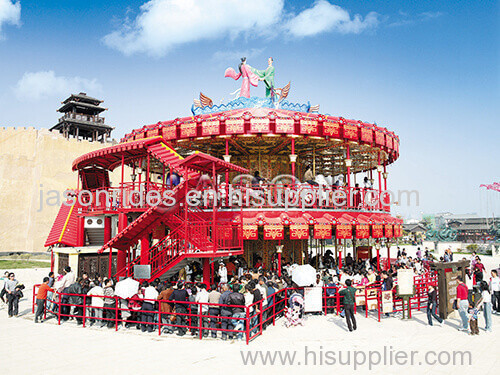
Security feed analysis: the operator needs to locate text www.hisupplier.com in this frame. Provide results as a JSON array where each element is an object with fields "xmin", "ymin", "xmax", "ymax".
[{"xmin": 240, "ymin": 346, "xmax": 472, "ymax": 369}]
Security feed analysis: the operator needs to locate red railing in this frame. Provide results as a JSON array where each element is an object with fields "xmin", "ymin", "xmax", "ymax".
[
  {"xmin": 32, "ymin": 272, "xmax": 437, "ymax": 344},
  {"xmin": 79, "ymin": 183, "xmax": 391, "ymax": 213}
]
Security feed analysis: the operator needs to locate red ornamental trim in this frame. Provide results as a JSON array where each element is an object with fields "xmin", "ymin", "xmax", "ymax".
[
  {"xmin": 264, "ymin": 225, "xmax": 284, "ymax": 240},
  {"xmin": 225, "ymin": 118, "xmax": 244, "ymax": 134},
  {"xmin": 162, "ymin": 126, "xmax": 176, "ymax": 140},
  {"xmin": 385, "ymin": 224, "xmax": 393, "ymax": 238},
  {"xmin": 394, "ymin": 140, "xmax": 399, "ymax": 152},
  {"xmin": 290, "ymin": 224, "xmax": 309, "ymax": 239},
  {"xmin": 314, "ymin": 224, "xmax": 332, "ymax": 239},
  {"xmin": 300, "ymin": 119, "xmax": 318, "ymax": 135},
  {"xmin": 356, "ymin": 224, "xmax": 370, "ymax": 239},
  {"xmin": 180, "ymin": 122, "xmax": 197, "ymax": 138},
  {"xmin": 375, "ymin": 131, "xmax": 385, "ymax": 145},
  {"xmin": 241, "ymin": 225, "xmax": 258, "ymax": 240},
  {"xmin": 201, "ymin": 120, "xmax": 220, "ymax": 136},
  {"xmin": 343, "ymin": 124, "xmax": 358, "ymax": 140},
  {"xmin": 360, "ymin": 128, "xmax": 373, "ymax": 143},
  {"xmin": 336, "ymin": 224, "xmax": 352, "ymax": 239},
  {"xmin": 372, "ymin": 224, "xmax": 383, "ymax": 238},
  {"xmin": 323, "ymin": 121, "xmax": 340, "ymax": 137},
  {"xmin": 275, "ymin": 118, "xmax": 294, "ymax": 133},
  {"xmin": 250, "ymin": 118, "xmax": 270, "ymax": 133}
]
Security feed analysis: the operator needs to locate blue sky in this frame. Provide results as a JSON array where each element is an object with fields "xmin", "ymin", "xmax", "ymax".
[{"xmin": 0, "ymin": 0, "xmax": 498, "ymax": 219}]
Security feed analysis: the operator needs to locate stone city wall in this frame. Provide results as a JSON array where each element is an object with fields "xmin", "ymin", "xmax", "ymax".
[{"xmin": 0, "ymin": 127, "xmax": 116, "ymax": 253}]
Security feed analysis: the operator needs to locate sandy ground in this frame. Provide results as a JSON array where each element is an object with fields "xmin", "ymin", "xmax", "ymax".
[{"xmin": 1, "ymin": 256, "xmax": 499, "ymax": 375}]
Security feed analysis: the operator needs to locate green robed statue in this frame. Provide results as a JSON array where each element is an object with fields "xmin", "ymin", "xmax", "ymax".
[{"xmin": 250, "ymin": 57, "xmax": 275, "ymax": 99}]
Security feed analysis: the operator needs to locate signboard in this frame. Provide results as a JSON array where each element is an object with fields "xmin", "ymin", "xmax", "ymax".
[
  {"xmin": 366, "ymin": 288, "xmax": 378, "ymax": 310},
  {"xmin": 133, "ymin": 265, "xmax": 151, "ymax": 280},
  {"xmin": 381, "ymin": 291, "xmax": 393, "ymax": 313},
  {"xmin": 304, "ymin": 287, "xmax": 323, "ymax": 312},
  {"xmin": 445, "ymin": 271, "xmax": 460, "ymax": 314},
  {"xmin": 355, "ymin": 287, "xmax": 366, "ymax": 306},
  {"xmin": 397, "ymin": 269, "xmax": 415, "ymax": 296}
]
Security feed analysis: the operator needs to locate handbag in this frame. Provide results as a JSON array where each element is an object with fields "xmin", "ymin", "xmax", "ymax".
[
  {"xmin": 452, "ymin": 299, "xmax": 458, "ymax": 310},
  {"xmin": 169, "ymin": 307, "xmax": 177, "ymax": 323}
]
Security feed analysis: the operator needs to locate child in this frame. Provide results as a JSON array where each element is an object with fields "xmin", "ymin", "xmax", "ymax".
[
  {"xmin": 9, "ymin": 284, "xmax": 25, "ymax": 317},
  {"xmin": 468, "ymin": 301, "xmax": 479, "ymax": 335}
]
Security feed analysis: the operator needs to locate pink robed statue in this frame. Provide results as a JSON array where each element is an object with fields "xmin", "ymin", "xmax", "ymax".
[{"xmin": 224, "ymin": 57, "xmax": 260, "ymax": 98}]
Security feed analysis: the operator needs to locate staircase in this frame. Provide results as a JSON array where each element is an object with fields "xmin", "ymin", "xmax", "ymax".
[{"xmin": 147, "ymin": 142, "xmax": 198, "ymax": 180}]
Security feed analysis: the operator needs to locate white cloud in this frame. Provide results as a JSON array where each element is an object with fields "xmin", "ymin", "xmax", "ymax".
[
  {"xmin": 14, "ymin": 71, "xmax": 102, "ymax": 101},
  {"xmin": 0, "ymin": 0, "xmax": 21, "ymax": 39},
  {"xmin": 103, "ymin": 0, "xmax": 284, "ymax": 56},
  {"xmin": 103, "ymin": 0, "xmax": 381, "ymax": 56},
  {"xmin": 284, "ymin": 0, "xmax": 379, "ymax": 37}
]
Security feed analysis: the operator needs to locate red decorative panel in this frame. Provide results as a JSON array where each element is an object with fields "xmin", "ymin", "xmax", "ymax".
[
  {"xmin": 393, "ymin": 224, "xmax": 402, "ymax": 237},
  {"xmin": 300, "ymin": 119, "xmax": 318, "ymax": 135},
  {"xmin": 375, "ymin": 131, "xmax": 385, "ymax": 145},
  {"xmin": 180, "ymin": 122, "xmax": 197, "ymax": 138},
  {"xmin": 241, "ymin": 225, "xmax": 258, "ymax": 240},
  {"xmin": 386, "ymin": 136, "xmax": 393, "ymax": 149},
  {"xmin": 275, "ymin": 118, "xmax": 294, "ymax": 133},
  {"xmin": 360, "ymin": 128, "xmax": 373, "ymax": 143},
  {"xmin": 162, "ymin": 126, "xmax": 177, "ymax": 140},
  {"xmin": 314, "ymin": 224, "xmax": 332, "ymax": 239},
  {"xmin": 202, "ymin": 120, "xmax": 220, "ymax": 136},
  {"xmin": 225, "ymin": 118, "xmax": 244, "ymax": 134},
  {"xmin": 343, "ymin": 124, "xmax": 358, "ymax": 140},
  {"xmin": 372, "ymin": 224, "xmax": 383, "ymax": 238},
  {"xmin": 356, "ymin": 224, "xmax": 370, "ymax": 239},
  {"xmin": 394, "ymin": 139, "xmax": 399, "ymax": 153},
  {"xmin": 385, "ymin": 224, "xmax": 393, "ymax": 238},
  {"xmin": 147, "ymin": 129, "xmax": 159, "ymax": 137},
  {"xmin": 250, "ymin": 118, "xmax": 270, "ymax": 133},
  {"xmin": 290, "ymin": 224, "xmax": 309, "ymax": 240},
  {"xmin": 323, "ymin": 121, "xmax": 341, "ymax": 137},
  {"xmin": 264, "ymin": 225, "xmax": 284, "ymax": 240},
  {"xmin": 336, "ymin": 224, "xmax": 352, "ymax": 239}
]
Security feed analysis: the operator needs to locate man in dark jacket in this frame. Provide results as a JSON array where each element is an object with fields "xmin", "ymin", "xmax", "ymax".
[
  {"xmin": 339, "ymin": 279, "xmax": 357, "ymax": 332},
  {"xmin": 169, "ymin": 282, "xmax": 189, "ymax": 336},
  {"xmin": 426, "ymin": 283, "xmax": 443, "ymax": 326},
  {"xmin": 67, "ymin": 279, "xmax": 84, "ymax": 325},
  {"xmin": 219, "ymin": 284, "xmax": 233, "ymax": 340},
  {"xmin": 228, "ymin": 284, "xmax": 246, "ymax": 341}
]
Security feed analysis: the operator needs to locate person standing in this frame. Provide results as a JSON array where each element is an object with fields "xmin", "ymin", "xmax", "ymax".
[
  {"xmin": 208, "ymin": 284, "xmax": 221, "ymax": 338},
  {"xmin": 426, "ymin": 284, "xmax": 443, "ymax": 326},
  {"xmin": 218, "ymin": 262, "xmax": 228, "ymax": 284},
  {"xmin": 339, "ymin": 280, "xmax": 357, "ymax": 332},
  {"xmin": 456, "ymin": 275, "xmax": 469, "ymax": 331},
  {"xmin": 158, "ymin": 282, "xmax": 174, "ymax": 333},
  {"xmin": 35, "ymin": 277, "xmax": 54, "ymax": 323},
  {"xmin": 87, "ymin": 281, "xmax": 104, "ymax": 326},
  {"xmin": 142, "ymin": 281, "xmax": 159, "ymax": 333},
  {"xmin": 476, "ymin": 281, "xmax": 492, "ymax": 332},
  {"xmin": 169, "ymin": 282, "xmax": 189, "ymax": 336},
  {"xmin": 102, "ymin": 279, "xmax": 115, "ymax": 328},
  {"xmin": 228, "ymin": 284, "xmax": 246, "ymax": 341},
  {"xmin": 5, "ymin": 273, "xmax": 19, "ymax": 317},
  {"xmin": 381, "ymin": 271, "xmax": 394, "ymax": 317},
  {"xmin": 219, "ymin": 284, "xmax": 233, "ymax": 340},
  {"xmin": 195, "ymin": 283, "xmax": 210, "ymax": 337},
  {"xmin": 490, "ymin": 270, "xmax": 500, "ymax": 314}
]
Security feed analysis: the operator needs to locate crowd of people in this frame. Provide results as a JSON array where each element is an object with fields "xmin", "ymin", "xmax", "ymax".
[{"xmin": 5, "ymin": 245, "xmax": 497, "ymax": 340}]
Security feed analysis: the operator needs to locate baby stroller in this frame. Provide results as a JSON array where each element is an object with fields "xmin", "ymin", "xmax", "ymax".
[{"xmin": 284, "ymin": 292, "xmax": 305, "ymax": 328}]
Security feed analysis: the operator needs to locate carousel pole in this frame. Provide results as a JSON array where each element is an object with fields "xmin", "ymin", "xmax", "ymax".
[
  {"xmin": 377, "ymin": 151, "xmax": 382, "ymax": 210},
  {"xmin": 291, "ymin": 138, "xmax": 296, "ymax": 180},
  {"xmin": 313, "ymin": 144, "xmax": 316, "ymax": 177},
  {"xmin": 277, "ymin": 241, "xmax": 282, "ymax": 277}
]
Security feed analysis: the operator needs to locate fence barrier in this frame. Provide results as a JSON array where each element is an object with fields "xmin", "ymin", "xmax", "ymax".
[{"xmin": 32, "ymin": 272, "xmax": 438, "ymax": 344}]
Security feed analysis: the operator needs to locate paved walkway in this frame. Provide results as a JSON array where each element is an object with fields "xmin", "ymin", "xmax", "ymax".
[{"xmin": 1, "ymin": 258, "xmax": 499, "ymax": 374}]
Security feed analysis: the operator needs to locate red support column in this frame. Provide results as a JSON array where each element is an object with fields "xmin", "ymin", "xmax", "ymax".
[
  {"xmin": 202, "ymin": 258, "xmax": 210, "ymax": 287},
  {"xmin": 377, "ymin": 152, "xmax": 382, "ymax": 210},
  {"xmin": 120, "ymin": 155, "xmax": 124, "ymax": 206},
  {"xmin": 387, "ymin": 244, "xmax": 391, "ymax": 270},
  {"xmin": 376, "ymin": 245, "xmax": 380, "ymax": 272},
  {"xmin": 291, "ymin": 138, "xmax": 296, "ymax": 179},
  {"xmin": 140, "ymin": 235, "xmax": 150, "ymax": 266},
  {"xmin": 338, "ymin": 239, "xmax": 343, "ymax": 268},
  {"xmin": 77, "ymin": 216, "xmax": 85, "ymax": 246},
  {"xmin": 116, "ymin": 214, "xmax": 127, "ymax": 276},
  {"xmin": 212, "ymin": 162, "xmax": 217, "ymax": 253}
]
